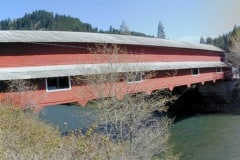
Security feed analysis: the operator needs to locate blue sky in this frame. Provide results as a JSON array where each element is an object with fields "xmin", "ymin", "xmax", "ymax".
[{"xmin": 0, "ymin": 0, "xmax": 240, "ymax": 43}]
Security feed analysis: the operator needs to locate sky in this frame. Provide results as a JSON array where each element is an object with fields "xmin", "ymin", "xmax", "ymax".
[{"xmin": 0, "ymin": 0, "xmax": 240, "ymax": 43}]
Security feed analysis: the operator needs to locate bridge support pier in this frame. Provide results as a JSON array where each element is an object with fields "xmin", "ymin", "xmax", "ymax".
[{"xmin": 198, "ymin": 80, "xmax": 236, "ymax": 97}]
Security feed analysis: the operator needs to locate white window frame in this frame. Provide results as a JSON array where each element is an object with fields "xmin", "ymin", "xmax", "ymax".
[
  {"xmin": 45, "ymin": 76, "xmax": 71, "ymax": 92},
  {"xmin": 191, "ymin": 68, "xmax": 200, "ymax": 76},
  {"xmin": 216, "ymin": 67, "xmax": 223, "ymax": 73},
  {"xmin": 127, "ymin": 72, "xmax": 143, "ymax": 83}
]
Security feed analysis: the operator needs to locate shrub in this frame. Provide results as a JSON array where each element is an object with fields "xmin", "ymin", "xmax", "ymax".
[{"xmin": 0, "ymin": 103, "xmax": 123, "ymax": 160}]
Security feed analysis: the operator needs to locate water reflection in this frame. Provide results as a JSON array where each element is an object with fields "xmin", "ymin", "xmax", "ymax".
[
  {"xmin": 39, "ymin": 104, "xmax": 96, "ymax": 132},
  {"xmin": 39, "ymin": 105, "xmax": 240, "ymax": 160},
  {"xmin": 169, "ymin": 114, "xmax": 240, "ymax": 160}
]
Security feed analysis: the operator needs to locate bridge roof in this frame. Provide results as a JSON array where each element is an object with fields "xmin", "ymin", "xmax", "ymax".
[
  {"xmin": 0, "ymin": 62, "xmax": 228, "ymax": 80},
  {"xmin": 0, "ymin": 31, "xmax": 222, "ymax": 52}
]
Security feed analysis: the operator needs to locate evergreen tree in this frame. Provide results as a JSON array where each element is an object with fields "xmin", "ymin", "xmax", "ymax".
[
  {"xmin": 0, "ymin": 10, "xmax": 153, "ymax": 38},
  {"xmin": 157, "ymin": 21, "xmax": 166, "ymax": 39},
  {"xmin": 206, "ymin": 37, "xmax": 214, "ymax": 45},
  {"xmin": 0, "ymin": 10, "xmax": 97, "ymax": 32},
  {"xmin": 229, "ymin": 25, "xmax": 240, "ymax": 49},
  {"xmin": 119, "ymin": 21, "xmax": 130, "ymax": 34},
  {"xmin": 109, "ymin": 25, "xmax": 113, "ymax": 33},
  {"xmin": 200, "ymin": 36, "xmax": 205, "ymax": 44}
]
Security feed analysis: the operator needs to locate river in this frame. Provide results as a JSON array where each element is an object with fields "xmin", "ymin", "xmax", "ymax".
[
  {"xmin": 169, "ymin": 114, "xmax": 240, "ymax": 160},
  {"xmin": 39, "ymin": 105, "xmax": 240, "ymax": 160},
  {"xmin": 38, "ymin": 105, "xmax": 97, "ymax": 132}
]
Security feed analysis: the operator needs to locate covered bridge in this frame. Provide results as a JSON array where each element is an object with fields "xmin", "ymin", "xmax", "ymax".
[{"xmin": 0, "ymin": 31, "xmax": 231, "ymax": 109}]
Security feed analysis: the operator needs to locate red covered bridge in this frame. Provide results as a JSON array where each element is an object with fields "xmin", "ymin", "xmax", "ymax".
[{"xmin": 0, "ymin": 31, "xmax": 231, "ymax": 109}]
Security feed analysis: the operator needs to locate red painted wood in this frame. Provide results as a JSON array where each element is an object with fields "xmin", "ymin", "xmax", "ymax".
[
  {"xmin": 0, "ymin": 42, "xmax": 228, "ymax": 110},
  {"xmin": 0, "ymin": 68, "xmax": 225, "ymax": 110},
  {"xmin": 0, "ymin": 43, "xmax": 223, "ymax": 67}
]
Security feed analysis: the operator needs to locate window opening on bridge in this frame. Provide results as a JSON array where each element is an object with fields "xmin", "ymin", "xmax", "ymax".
[
  {"xmin": 127, "ymin": 72, "xmax": 143, "ymax": 83},
  {"xmin": 191, "ymin": 68, "xmax": 200, "ymax": 76},
  {"xmin": 46, "ymin": 76, "xmax": 71, "ymax": 92},
  {"xmin": 216, "ymin": 67, "xmax": 222, "ymax": 73},
  {"xmin": 0, "ymin": 81, "xmax": 8, "ymax": 92}
]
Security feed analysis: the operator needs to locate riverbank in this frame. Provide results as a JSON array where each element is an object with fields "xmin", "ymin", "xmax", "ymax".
[
  {"xmin": 0, "ymin": 103, "xmax": 124, "ymax": 160},
  {"xmin": 0, "ymin": 102, "xmax": 179, "ymax": 160},
  {"xmin": 3, "ymin": 80, "xmax": 238, "ymax": 159}
]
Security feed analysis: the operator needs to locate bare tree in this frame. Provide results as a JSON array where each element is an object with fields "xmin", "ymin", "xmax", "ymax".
[
  {"xmin": 5, "ymin": 79, "xmax": 38, "ymax": 110},
  {"xmin": 230, "ymin": 41, "xmax": 240, "ymax": 59},
  {"xmin": 227, "ymin": 25, "xmax": 240, "ymax": 66},
  {"xmin": 157, "ymin": 21, "xmax": 166, "ymax": 39},
  {"xmin": 0, "ymin": 44, "xmax": 179, "ymax": 159},
  {"xmin": 227, "ymin": 29, "xmax": 240, "ymax": 105},
  {"xmin": 73, "ymin": 44, "xmax": 178, "ymax": 159}
]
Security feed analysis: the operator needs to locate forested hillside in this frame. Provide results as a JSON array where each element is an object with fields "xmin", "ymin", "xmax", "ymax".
[
  {"xmin": 201, "ymin": 25, "xmax": 240, "ymax": 52},
  {"xmin": 0, "ymin": 10, "xmax": 152, "ymax": 37},
  {"xmin": 200, "ymin": 25, "xmax": 240, "ymax": 66},
  {"xmin": 0, "ymin": 10, "xmax": 98, "ymax": 32}
]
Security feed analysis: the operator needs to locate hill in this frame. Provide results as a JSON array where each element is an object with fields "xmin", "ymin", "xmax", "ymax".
[
  {"xmin": 202, "ymin": 25, "xmax": 240, "ymax": 52},
  {"xmin": 200, "ymin": 25, "xmax": 240, "ymax": 66},
  {"xmin": 0, "ymin": 10, "xmax": 152, "ymax": 37}
]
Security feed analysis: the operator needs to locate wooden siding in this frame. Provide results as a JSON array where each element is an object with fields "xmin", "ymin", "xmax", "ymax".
[
  {"xmin": 0, "ymin": 42, "xmax": 229, "ymax": 109},
  {"xmin": 0, "ymin": 68, "xmax": 226, "ymax": 108},
  {"xmin": 0, "ymin": 43, "xmax": 223, "ymax": 67}
]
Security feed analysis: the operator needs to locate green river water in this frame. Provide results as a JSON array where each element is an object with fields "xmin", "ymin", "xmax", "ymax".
[{"xmin": 39, "ymin": 105, "xmax": 240, "ymax": 160}]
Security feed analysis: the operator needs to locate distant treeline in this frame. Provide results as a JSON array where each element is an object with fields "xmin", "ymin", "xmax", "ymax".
[
  {"xmin": 200, "ymin": 25, "xmax": 240, "ymax": 52},
  {"xmin": 0, "ymin": 10, "xmax": 153, "ymax": 37}
]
